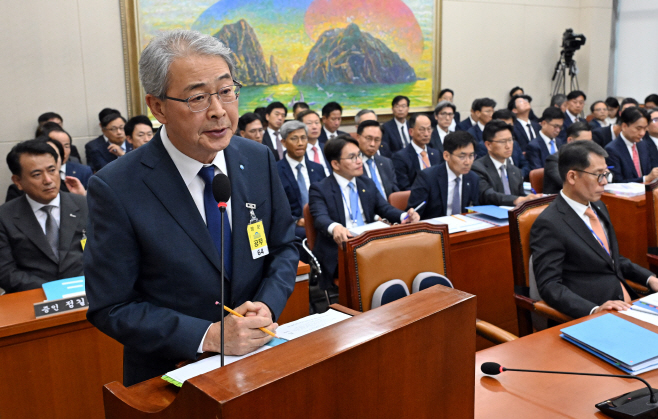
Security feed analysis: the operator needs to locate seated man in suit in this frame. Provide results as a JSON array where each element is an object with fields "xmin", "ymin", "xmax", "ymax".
[
  {"xmin": 262, "ymin": 101, "xmax": 287, "ymax": 160},
  {"xmin": 437, "ymin": 88, "xmax": 460, "ymax": 129},
  {"xmin": 605, "ymin": 97, "xmax": 620, "ymax": 126},
  {"xmin": 643, "ymin": 107, "xmax": 658, "ymax": 168},
  {"xmin": 429, "ymin": 100, "xmax": 456, "ymax": 155},
  {"xmin": 595, "ymin": 98, "xmax": 641, "ymax": 150},
  {"xmin": 237, "ymin": 112, "xmax": 265, "ymax": 143},
  {"xmin": 457, "ymin": 98, "xmax": 480, "ymax": 131},
  {"xmin": 298, "ymin": 109, "xmax": 331, "ymax": 176},
  {"xmin": 308, "ymin": 135, "xmax": 419, "ymax": 289},
  {"xmin": 85, "ymin": 109, "xmax": 133, "ymax": 172},
  {"xmin": 466, "ymin": 97, "xmax": 496, "ymax": 158},
  {"xmin": 589, "ymin": 101, "xmax": 608, "ymax": 129},
  {"xmin": 276, "ymin": 120, "xmax": 326, "ymax": 239},
  {"xmin": 0, "ymin": 140, "xmax": 87, "ymax": 293},
  {"xmin": 85, "ymin": 30, "xmax": 299, "ymax": 385},
  {"xmin": 544, "ymin": 121, "xmax": 593, "ymax": 194},
  {"xmin": 292, "ymin": 102, "xmax": 309, "ymax": 119},
  {"xmin": 471, "ymin": 120, "xmax": 539, "ymax": 206},
  {"xmin": 392, "ymin": 114, "xmax": 441, "ymax": 190},
  {"xmin": 125, "ymin": 115, "xmax": 154, "ymax": 149},
  {"xmin": 526, "ymin": 107, "xmax": 565, "ymax": 171},
  {"xmin": 407, "ymin": 131, "xmax": 480, "ymax": 219},
  {"xmin": 560, "ymin": 90, "xmax": 587, "ymax": 141},
  {"xmin": 356, "ymin": 120, "xmax": 399, "ymax": 198},
  {"xmin": 382, "ymin": 95, "xmax": 411, "ymax": 153},
  {"xmin": 508, "ymin": 94, "xmax": 540, "ymax": 151},
  {"xmin": 605, "ymin": 107, "xmax": 658, "ymax": 183},
  {"xmin": 355, "ymin": 109, "xmax": 392, "ymax": 157},
  {"xmin": 531, "ymin": 140, "xmax": 658, "ymax": 318},
  {"xmin": 492, "ymin": 109, "xmax": 530, "ymax": 179},
  {"xmin": 318, "ymin": 101, "xmax": 346, "ymax": 145},
  {"xmin": 645, "ymin": 94, "xmax": 658, "ymax": 110},
  {"xmin": 551, "ymin": 94, "xmax": 568, "ymax": 113},
  {"xmin": 43, "ymin": 126, "xmax": 93, "ymax": 190}
]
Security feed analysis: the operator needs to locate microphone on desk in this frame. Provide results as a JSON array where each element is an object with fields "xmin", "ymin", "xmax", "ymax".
[
  {"xmin": 212, "ymin": 174, "xmax": 231, "ymax": 367},
  {"xmin": 481, "ymin": 362, "xmax": 658, "ymax": 418}
]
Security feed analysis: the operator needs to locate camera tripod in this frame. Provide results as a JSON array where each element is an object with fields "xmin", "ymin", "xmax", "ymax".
[{"xmin": 551, "ymin": 52, "xmax": 580, "ymax": 97}]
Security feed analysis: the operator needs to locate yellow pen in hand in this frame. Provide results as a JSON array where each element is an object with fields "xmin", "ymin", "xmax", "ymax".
[{"xmin": 217, "ymin": 302, "xmax": 278, "ymax": 338}]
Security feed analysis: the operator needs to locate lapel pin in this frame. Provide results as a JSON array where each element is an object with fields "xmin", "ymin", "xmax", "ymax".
[
  {"xmin": 362, "ymin": 189, "xmax": 366, "ymax": 193},
  {"xmin": 240, "ymin": 164, "xmax": 244, "ymax": 170},
  {"xmin": 70, "ymin": 214, "xmax": 76, "ymax": 217}
]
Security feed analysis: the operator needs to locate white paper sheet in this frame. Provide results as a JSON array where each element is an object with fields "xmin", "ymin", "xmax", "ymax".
[
  {"xmin": 620, "ymin": 309, "xmax": 658, "ymax": 327},
  {"xmin": 275, "ymin": 309, "xmax": 352, "ymax": 341},
  {"xmin": 348, "ymin": 221, "xmax": 390, "ymax": 236}
]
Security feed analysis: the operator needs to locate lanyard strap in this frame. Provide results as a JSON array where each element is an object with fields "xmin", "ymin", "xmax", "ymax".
[
  {"xmin": 586, "ymin": 211, "xmax": 610, "ymax": 256},
  {"xmin": 340, "ymin": 187, "xmax": 358, "ymax": 225}
]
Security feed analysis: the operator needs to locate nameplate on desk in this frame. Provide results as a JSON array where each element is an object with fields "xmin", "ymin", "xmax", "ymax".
[{"xmin": 34, "ymin": 295, "xmax": 89, "ymax": 318}]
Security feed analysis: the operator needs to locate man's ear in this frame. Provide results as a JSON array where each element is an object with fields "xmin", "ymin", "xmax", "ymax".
[
  {"xmin": 330, "ymin": 160, "xmax": 340, "ymax": 172},
  {"xmin": 11, "ymin": 174, "xmax": 23, "ymax": 191},
  {"xmin": 146, "ymin": 94, "xmax": 167, "ymax": 125}
]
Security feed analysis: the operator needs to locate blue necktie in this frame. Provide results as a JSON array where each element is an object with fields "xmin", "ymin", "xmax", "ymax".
[
  {"xmin": 199, "ymin": 166, "xmax": 232, "ymax": 281},
  {"xmin": 296, "ymin": 163, "xmax": 308, "ymax": 208},
  {"xmin": 367, "ymin": 159, "xmax": 386, "ymax": 199},
  {"xmin": 348, "ymin": 182, "xmax": 365, "ymax": 226},
  {"xmin": 549, "ymin": 139, "xmax": 556, "ymax": 154}
]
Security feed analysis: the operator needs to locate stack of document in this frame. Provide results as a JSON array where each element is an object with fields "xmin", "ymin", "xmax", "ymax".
[
  {"xmin": 42, "ymin": 276, "xmax": 85, "ymax": 300},
  {"xmin": 162, "ymin": 309, "xmax": 352, "ymax": 386},
  {"xmin": 630, "ymin": 293, "xmax": 658, "ymax": 316},
  {"xmin": 561, "ymin": 314, "xmax": 658, "ymax": 375},
  {"xmin": 425, "ymin": 214, "xmax": 493, "ymax": 233},
  {"xmin": 465, "ymin": 205, "xmax": 509, "ymax": 227},
  {"xmin": 348, "ymin": 221, "xmax": 389, "ymax": 236},
  {"xmin": 604, "ymin": 183, "xmax": 645, "ymax": 197}
]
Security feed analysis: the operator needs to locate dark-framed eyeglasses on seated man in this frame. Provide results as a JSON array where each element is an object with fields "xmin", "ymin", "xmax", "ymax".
[
  {"xmin": 164, "ymin": 80, "xmax": 242, "ymax": 112},
  {"xmin": 340, "ymin": 153, "xmax": 362, "ymax": 163},
  {"xmin": 573, "ymin": 169, "xmax": 613, "ymax": 184}
]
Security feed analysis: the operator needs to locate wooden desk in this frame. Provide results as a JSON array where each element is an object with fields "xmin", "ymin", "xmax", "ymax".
[
  {"xmin": 601, "ymin": 193, "xmax": 648, "ymax": 268},
  {"xmin": 0, "ymin": 289, "xmax": 123, "ymax": 419},
  {"xmin": 450, "ymin": 226, "xmax": 517, "ymax": 349},
  {"xmin": 475, "ymin": 311, "xmax": 658, "ymax": 418},
  {"xmin": 278, "ymin": 262, "xmax": 310, "ymax": 324}
]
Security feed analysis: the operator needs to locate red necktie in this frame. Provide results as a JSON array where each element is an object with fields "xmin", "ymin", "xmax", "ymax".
[
  {"xmin": 632, "ymin": 143, "xmax": 642, "ymax": 177},
  {"xmin": 312, "ymin": 146, "xmax": 320, "ymax": 163}
]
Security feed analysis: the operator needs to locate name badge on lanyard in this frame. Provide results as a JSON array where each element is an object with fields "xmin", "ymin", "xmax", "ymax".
[{"xmin": 246, "ymin": 203, "xmax": 269, "ymax": 259}]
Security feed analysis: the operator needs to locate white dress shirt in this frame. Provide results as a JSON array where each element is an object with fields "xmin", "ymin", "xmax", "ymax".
[
  {"xmin": 448, "ymin": 119, "xmax": 456, "ymax": 132},
  {"xmin": 395, "ymin": 119, "xmax": 409, "ymax": 147},
  {"xmin": 266, "ymin": 127, "xmax": 279, "ymax": 151},
  {"xmin": 650, "ymin": 135, "xmax": 658, "ymax": 151},
  {"xmin": 620, "ymin": 133, "xmax": 646, "ymax": 181},
  {"xmin": 60, "ymin": 163, "xmax": 67, "ymax": 181},
  {"xmin": 327, "ymin": 173, "xmax": 366, "ymax": 233},
  {"xmin": 411, "ymin": 141, "xmax": 430, "ymax": 170},
  {"xmin": 286, "ymin": 153, "xmax": 310, "ymax": 191},
  {"xmin": 477, "ymin": 121, "xmax": 485, "ymax": 132},
  {"xmin": 565, "ymin": 109, "xmax": 578, "ymax": 123},
  {"xmin": 445, "ymin": 165, "xmax": 462, "ymax": 216},
  {"xmin": 539, "ymin": 130, "xmax": 557, "ymax": 153},
  {"xmin": 306, "ymin": 141, "xmax": 330, "ymax": 176},
  {"xmin": 436, "ymin": 127, "xmax": 449, "ymax": 145},
  {"xmin": 606, "ymin": 117, "xmax": 617, "ymax": 126},
  {"xmin": 26, "ymin": 193, "xmax": 61, "ymax": 234},
  {"xmin": 517, "ymin": 117, "xmax": 535, "ymax": 140},
  {"xmin": 161, "ymin": 125, "xmax": 232, "ymax": 353},
  {"xmin": 323, "ymin": 127, "xmax": 338, "ymax": 141}
]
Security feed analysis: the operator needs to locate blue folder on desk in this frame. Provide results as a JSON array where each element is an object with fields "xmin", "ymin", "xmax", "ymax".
[
  {"xmin": 41, "ymin": 276, "xmax": 85, "ymax": 301},
  {"xmin": 560, "ymin": 314, "xmax": 658, "ymax": 373},
  {"xmin": 465, "ymin": 205, "xmax": 509, "ymax": 220}
]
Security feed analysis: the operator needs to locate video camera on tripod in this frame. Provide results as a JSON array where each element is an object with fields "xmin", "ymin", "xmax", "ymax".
[
  {"xmin": 551, "ymin": 28, "xmax": 587, "ymax": 95},
  {"xmin": 561, "ymin": 28, "xmax": 586, "ymax": 66}
]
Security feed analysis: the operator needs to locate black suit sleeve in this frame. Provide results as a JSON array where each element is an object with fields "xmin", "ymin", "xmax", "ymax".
[
  {"xmin": 392, "ymin": 153, "xmax": 412, "ymax": 191},
  {"xmin": 471, "ymin": 164, "xmax": 518, "ymax": 207},
  {"xmin": 373, "ymin": 189, "xmax": 404, "ymax": 222},
  {"xmin": 407, "ymin": 171, "xmax": 430, "ymax": 217},
  {"xmin": 0, "ymin": 220, "xmax": 48, "ymax": 293},
  {"xmin": 309, "ymin": 183, "xmax": 336, "ymax": 239}
]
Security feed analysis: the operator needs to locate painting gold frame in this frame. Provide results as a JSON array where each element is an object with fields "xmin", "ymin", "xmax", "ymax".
[{"xmin": 119, "ymin": 0, "xmax": 442, "ymax": 119}]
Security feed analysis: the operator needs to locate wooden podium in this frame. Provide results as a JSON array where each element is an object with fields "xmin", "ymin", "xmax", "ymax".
[{"xmin": 103, "ymin": 286, "xmax": 477, "ymax": 419}]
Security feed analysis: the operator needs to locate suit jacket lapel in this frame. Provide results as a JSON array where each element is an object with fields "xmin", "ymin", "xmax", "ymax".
[
  {"xmin": 12, "ymin": 196, "xmax": 58, "ymax": 263},
  {"xmin": 328, "ymin": 176, "xmax": 346, "ymax": 226},
  {"xmin": 438, "ymin": 164, "xmax": 449, "ymax": 212},
  {"xmin": 428, "ymin": 148, "xmax": 440, "ymax": 166},
  {"xmin": 142, "ymin": 136, "xmax": 224, "ymax": 275},
  {"xmin": 557, "ymin": 196, "xmax": 614, "ymax": 269},
  {"xmin": 280, "ymin": 160, "xmax": 302, "ymax": 204},
  {"xmin": 356, "ymin": 177, "xmax": 374, "ymax": 223},
  {"xmin": 461, "ymin": 174, "xmax": 473, "ymax": 209},
  {"xmin": 58, "ymin": 193, "xmax": 81, "ymax": 263},
  {"xmin": 483, "ymin": 156, "xmax": 504, "ymax": 191}
]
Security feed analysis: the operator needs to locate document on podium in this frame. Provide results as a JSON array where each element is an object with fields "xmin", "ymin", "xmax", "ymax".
[{"xmin": 162, "ymin": 309, "xmax": 352, "ymax": 386}]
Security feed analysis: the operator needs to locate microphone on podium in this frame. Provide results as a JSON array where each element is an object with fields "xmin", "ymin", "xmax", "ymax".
[
  {"xmin": 212, "ymin": 174, "xmax": 231, "ymax": 367},
  {"xmin": 481, "ymin": 362, "xmax": 658, "ymax": 418}
]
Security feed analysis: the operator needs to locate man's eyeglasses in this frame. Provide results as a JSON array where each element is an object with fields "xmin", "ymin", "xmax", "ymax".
[
  {"xmin": 105, "ymin": 126, "xmax": 125, "ymax": 133},
  {"xmin": 438, "ymin": 112, "xmax": 454, "ymax": 117},
  {"xmin": 450, "ymin": 152, "xmax": 476, "ymax": 161},
  {"xmin": 165, "ymin": 80, "xmax": 242, "ymax": 112},
  {"xmin": 363, "ymin": 136, "xmax": 381, "ymax": 144},
  {"xmin": 490, "ymin": 138, "xmax": 514, "ymax": 145},
  {"xmin": 573, "ymin": 169, "xmax": 613, "ymax": 184},
  {"xmin": 340, "ymin": 154, "xmax": 362, "ymax": 163}
]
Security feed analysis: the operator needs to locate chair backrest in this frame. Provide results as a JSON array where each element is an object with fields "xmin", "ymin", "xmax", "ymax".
[
  {"xmin": 647, "ymin": 182, "xmax": 658, "ymax": 250},
  {"xmin": 370, "ymin": 279, "xmax": 410, "ymax": 310},
  {"xmin": 339, "ymin": 223, "xmax": 451, "ymax": 312},
  {"xmin": 412, "ymin": 272, "xmax": 453, "ymax": 294},
  {"xmin": 508, "ymin": 195, "xmax": 556, "ymax": 289},
  {"xmin": 388, "ymin": 191, "xmax": 411, "ymax": 211},
  {"xmin": 529, "ymin": 168, "xmax": 544, "ymax": 194},
  {"xmin": 303, "ymin": 204, "xmax": 316, "ymax": 251}
]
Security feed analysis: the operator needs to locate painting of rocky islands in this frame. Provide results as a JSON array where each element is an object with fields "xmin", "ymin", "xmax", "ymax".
[{"xmin": 137, "ymin": 0, "xmax": 435, "ymax": 113}]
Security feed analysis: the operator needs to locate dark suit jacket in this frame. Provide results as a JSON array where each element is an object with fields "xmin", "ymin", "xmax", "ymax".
[
  {"xmin": 526, "ymin": 135, "xmax": 563, "ymax": 171},
  {"xmin": 381, "ymin": 119, "xmax": 408, "ymax": 153},
  {"xmin": 592, "ymin": 126, "xmax": 615, "ymax": 148},
  {"xmin": 362, "ymin": 154, "xmax": 399, "ymax": 198},
  {"xmin": 466, "ymin": 125, "xmax": 487, "ymax": 158},
  {"xmin": 511, "ymin": 140, "xmax": 530, "ymax": 180},
  {"xmin": 605, "ymin": 136, "xmax": 653, "ymax": 183},
  {"xmin": 392, "ymin": 144, "xmax": 441, "ymax": 191},
  {"xmin": 558, "ymin": 112, "xmax": 581, "ymax": 142},
  {"xmin": 309, "ymin": 175, "xmax": 403, "ymax": 288},
  {"xmin": 84, "ymin": 133, "xmax": 298, "ymax": 386},
  {"xmin": 643, "ymin": 133, "xmax": 658, "ymax": 169},
  {"xmin": 471, "ymin": 155, "xmax": 525, "ymax": 206},
  {"xmin": 85, "ymin": 136, "xmax": 134, "ymax": 172},
  {"xmin": 543, "ymin": 153, "xmax": 562, "ymax": 194},
  {"xmin": 317, "ymin": 129, "xmax": 347, "ymax": 146},
  {"xmin": 429, "ymin": 128, "xmax": 447, "ymax": 158},
  {"xmin": 0, "ymin": 192, "xmax": 87, "ymax": 293},
  {"xmin": 589, "ymin": 119, "xmax": 603, "ymax": 130},
  {"xmin": 261, "ymin": 130, "xmax": 282, "ymax": 161},
  {"xmin": 277, "ymin": 156, "xmax": 326, "ymax": 219},
  {"xmin": 530, "ymin": 194, "xmax": 652, "ymax": 318},
  {"xmin": 66, "ymin": 161, "xmax": 93, "ymax": 189},
  {"xmin": 407, "ymin": 163, "xmax": 479, "ymax": 219},
  {"xmin": 512, "ymin": 119, "xmax": 541, "ymax": 151},
  {"xmin": 457, "ymin": 117, "xmax": 474, "ymax": 132}
]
